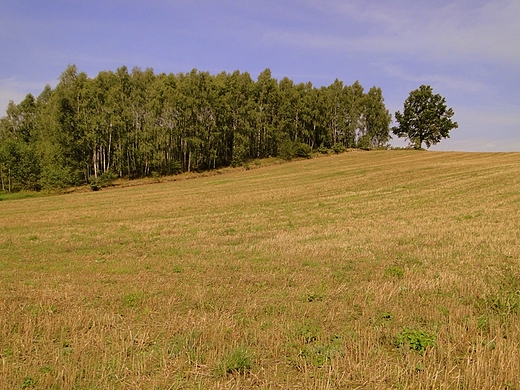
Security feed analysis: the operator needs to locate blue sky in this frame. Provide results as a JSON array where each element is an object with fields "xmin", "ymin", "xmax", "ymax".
[{"xmin": 1, "ymin": 0, "xmax": 519, "ymax": 151}]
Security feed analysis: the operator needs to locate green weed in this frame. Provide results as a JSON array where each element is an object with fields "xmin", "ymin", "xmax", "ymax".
[
  {"xmin": 394, "ymin": 328, "xmax": 436, "ymax": 354},
  {"xmin": 216, "ymin": 346, "xmax": 254, "ymax": 376},
  {"xmin": 22, "ymin": 376, "xmax": 36, "ymax": 389},
  {"xmin": 385, "ymin": 265, "xmax": 405, "ymax": 278},
  {"xmin": 122, "ymin": 292, "xmax": 145, "ymax": 308},
  {"xmin": 298, "ymin": 335, "xmax": 343, "ymax": 367}
]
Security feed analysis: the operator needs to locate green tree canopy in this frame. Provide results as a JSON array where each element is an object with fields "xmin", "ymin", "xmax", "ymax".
[
  {"xmin": 0, "ymin": 65, "xmax": 393, "ymax": 191},
  {"xmin": 392, "ymin": 85, "xmax": 458, "ymax": 149}
]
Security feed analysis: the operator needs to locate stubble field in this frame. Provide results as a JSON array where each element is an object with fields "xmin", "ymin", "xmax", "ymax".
[{"xmin": 1, "ymin": 150, "xmax": 520, "ymax": 389}]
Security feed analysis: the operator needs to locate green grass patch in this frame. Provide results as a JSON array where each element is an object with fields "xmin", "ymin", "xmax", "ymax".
[
  {"xmin": 394, "ymin": 328, "xmax": 437, "ymax": 354},
  {"xmin": 216, "ymin": 346, "xmax": 254, "ymax": 376}
]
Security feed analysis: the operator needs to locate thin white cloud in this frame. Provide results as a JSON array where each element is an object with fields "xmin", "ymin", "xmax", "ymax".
[
  {"xmin": 426, "ymin": 1, "xmax": 520, "ymax": 64},
  {"xmin": 268, "ymin": 0, "xmax": 520, "ymax": 65},
  {"xmin": 456, "ymin": 105, "xmax": 520, "ymax": 127},
  {"xmin": 381, "ymin": 64, "xmax": 485, "ymax": 93},
  {"xmin": 0, "ymin": 78, "xmax": 53, "ymax": 115},
  {"xmin": 431, "ymin": 105, "xmax": 520, "ymax": 151}
]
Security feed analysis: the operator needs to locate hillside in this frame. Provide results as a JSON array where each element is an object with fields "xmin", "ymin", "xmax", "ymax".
[{"xmin": 1, "ymin": 150, "xmax": 520, "ymax": 389}]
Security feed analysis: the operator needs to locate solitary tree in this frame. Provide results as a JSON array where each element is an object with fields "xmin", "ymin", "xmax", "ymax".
[{"xmin": 392, "ymin": 85, "xmax": 458, "ymax": 149}]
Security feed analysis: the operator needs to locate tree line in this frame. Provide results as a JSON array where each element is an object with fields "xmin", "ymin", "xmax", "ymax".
[{"xmin": 0, "ymin": 65, "xmax": 392, "ymax": 192}]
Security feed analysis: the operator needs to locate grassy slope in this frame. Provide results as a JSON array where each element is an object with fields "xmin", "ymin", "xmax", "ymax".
[{"xmin": 1, "ymin": 150, "xmax": 519, "ymax": 389}]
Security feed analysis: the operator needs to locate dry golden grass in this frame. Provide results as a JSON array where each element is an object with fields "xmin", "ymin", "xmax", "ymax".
[{"xmin": 1, "ymin": 150, "xmax": 520, "ymax": 389}]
